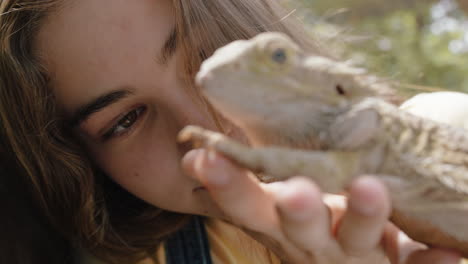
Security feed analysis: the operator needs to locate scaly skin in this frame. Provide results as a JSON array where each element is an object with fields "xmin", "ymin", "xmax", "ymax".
[{"xmin": 179, "ymin": 32, "xmax": 468, "ymax": 256}]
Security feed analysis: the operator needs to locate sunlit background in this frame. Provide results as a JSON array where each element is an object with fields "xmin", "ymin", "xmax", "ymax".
[
  {"xmin": 283, "ymin": 2, "xmax": 468, "ymax": 261},
  {"xmin": 284, "ymin": 0, "xmax": 468, "ymax": 96}
]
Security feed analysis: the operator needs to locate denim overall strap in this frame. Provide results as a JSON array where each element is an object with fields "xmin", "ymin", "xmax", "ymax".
[{"xmin": 165, "ymin": 216, "xmax": 213, "ymax": 264}]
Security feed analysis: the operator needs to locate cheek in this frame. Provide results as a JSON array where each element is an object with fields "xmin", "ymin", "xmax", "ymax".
[
  {"xmin": 90, "ymin": 114, "xmax": 195, "ymax": 211},
  {"xmin": 82, "ymin": 84, "xmax": 222, "ymax": 213},
  {"xmin": 113, "ymin": 137, "xmax": 176, "ymax": 184}
]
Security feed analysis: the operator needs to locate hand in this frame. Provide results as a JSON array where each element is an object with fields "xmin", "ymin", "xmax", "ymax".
[{"xmin": 182, "ymin": 149, "xmax": 461, "ymax": 264}]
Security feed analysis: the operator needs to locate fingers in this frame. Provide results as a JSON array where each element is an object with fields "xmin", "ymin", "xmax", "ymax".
[
  {"xmin": 183, "ymin": 149, "xmax": 311, "ymax": 263},
  {"xmin": 274, "ymin": 177, "xmax": 336, "ymax": 255},
  {"xmin": 337, "ymin": 176, "xmax": 391, "ymax": 257},
  {"xmin": 383, "ymin": 222, "xmax": 462, "ymax": 264},
  {"xmin": 183, "ymin": 151, "xmax": 453, "ymax": 264},
  {"xmin": 382, "ymin": 223, "xmax": 426, "ymax": 264},
  {"xmin": 182, "ymin": 149, "xmax": 277, "ymax": 232},
  {"xmin": 274, "ymin": 176, "xmax": 392, "ymax": 263}
]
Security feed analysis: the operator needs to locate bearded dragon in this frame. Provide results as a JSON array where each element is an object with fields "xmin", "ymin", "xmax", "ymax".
[{"xmin": 178, "ymin": 32, "xmax": 468, "ymax": 256}]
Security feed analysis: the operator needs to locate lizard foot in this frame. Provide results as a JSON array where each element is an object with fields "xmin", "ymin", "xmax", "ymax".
[
  {"xmin": 178, "ymin": 125, "xmax": 230, "ymax": 150},
  {"xmin": 178, "ymin": 125, "xmax": 263, "ymax": 172},
  {"xmin": 178, "ymin": 126, "xmax": 356, "ymax": 191}
]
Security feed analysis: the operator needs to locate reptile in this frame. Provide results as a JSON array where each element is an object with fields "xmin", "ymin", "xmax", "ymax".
[{"xmin": 178, "ymin": 32, "xmax": 468, "ymax": 256}]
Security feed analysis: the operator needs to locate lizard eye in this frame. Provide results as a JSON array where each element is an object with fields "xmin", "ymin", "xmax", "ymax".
[{"xmin": 271, "ymin": 48, "xmax": 287, "ymax": 64}]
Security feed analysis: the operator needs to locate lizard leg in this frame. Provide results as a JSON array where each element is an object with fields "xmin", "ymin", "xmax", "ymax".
[
  {"xmin": 179, "ymin": 125, "xmax": 360, "ymax": 193},
  {"xmin": 179, "ymin": 125, "xmax": 258, "ymax": 167}
]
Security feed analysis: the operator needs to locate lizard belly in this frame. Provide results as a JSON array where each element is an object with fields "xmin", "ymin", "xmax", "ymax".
[{"xmin": 377, "ymin": 170, "xmax": 468, "ymax": 257}]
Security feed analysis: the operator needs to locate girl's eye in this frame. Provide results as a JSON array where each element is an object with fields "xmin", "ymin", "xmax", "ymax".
[{"xmin": 102, "ymin": 106, "xmax": 147, "ymax": 140}]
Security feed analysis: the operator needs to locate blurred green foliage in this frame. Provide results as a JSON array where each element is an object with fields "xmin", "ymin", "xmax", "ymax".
[{"xmin": 284, "ymin": 0, "xmax": 468, "ymax": 96}]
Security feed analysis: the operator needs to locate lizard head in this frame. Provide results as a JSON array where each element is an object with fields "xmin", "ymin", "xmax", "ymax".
[{"xmin": 196, "ymin": 32, "xmax": 377, "ymax": 147}]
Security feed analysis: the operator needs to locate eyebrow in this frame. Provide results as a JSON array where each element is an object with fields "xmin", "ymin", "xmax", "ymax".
[
  {"xmin": 68, "ymin": 28, "xmax": 177, "ymax": 127},
  {"xmin": 69, "ymin": 89, "xmax": 133, "ymax": 127},
  {"xmin": 158, "ymin": 27, "xmax": 178, "ymax": 64}
]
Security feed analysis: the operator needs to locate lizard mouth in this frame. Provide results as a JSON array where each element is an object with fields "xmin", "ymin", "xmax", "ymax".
[{"xmin": 195, "ymin": 68, "xmax": 213, "ymax": 88}]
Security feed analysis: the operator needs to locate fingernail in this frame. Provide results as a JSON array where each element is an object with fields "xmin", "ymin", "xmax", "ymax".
[
  {"xmin": 183, "ymin": 149, "xmax": 203, "ymax": 166},
  {"xmin": 196, "ymin": 153, "xmax": 231, "ymax": 186},
  {"xmin": 349, "ymin": 177, "xmax": 384, "ymax": 216},
  {"xmin": 350, "ymin": 200, "xmax": 378, "ymax": 216},
  {"xmin": 277, "ymin": 183, "xmax": 317, "ymax": 221},
  {"xmin": 182, "ymin": 149, "xmax": 204, "ymax": 181}
]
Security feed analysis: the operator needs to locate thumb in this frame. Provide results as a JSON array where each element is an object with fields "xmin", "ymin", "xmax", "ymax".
[{"xmin": 182, "ymin": 149, "xmax": 278, "ymax": 232}]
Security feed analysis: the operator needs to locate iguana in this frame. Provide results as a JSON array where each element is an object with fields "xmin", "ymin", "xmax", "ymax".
[{"xmin": 178, "ymin": 32, "xmax": 468, "ymax": 256}]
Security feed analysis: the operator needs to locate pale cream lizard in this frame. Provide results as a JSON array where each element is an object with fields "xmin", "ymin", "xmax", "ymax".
[{"xmin": 178, "ymin": 32, "xmax": 468, "ymax": 257}]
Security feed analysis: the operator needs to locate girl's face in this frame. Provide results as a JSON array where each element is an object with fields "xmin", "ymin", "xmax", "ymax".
[{"xmin": 36, "ymin": 0, "xmax": 223, "ymax": 216}]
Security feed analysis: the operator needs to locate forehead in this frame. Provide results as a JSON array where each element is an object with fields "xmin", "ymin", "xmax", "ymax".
[{"xmin": 35, "ymin": 0, "xmax": 174, "ymax": 113}]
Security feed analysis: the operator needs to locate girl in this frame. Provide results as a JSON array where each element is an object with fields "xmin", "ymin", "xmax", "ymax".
[{"xmin": 0, "ymin": 0, "xmax": 460, "ymax": 263}]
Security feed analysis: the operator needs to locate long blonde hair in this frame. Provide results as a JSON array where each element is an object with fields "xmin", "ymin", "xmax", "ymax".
[{"xmin": 0, "ymin": 0, "xmax": 321, "ymax": 263}]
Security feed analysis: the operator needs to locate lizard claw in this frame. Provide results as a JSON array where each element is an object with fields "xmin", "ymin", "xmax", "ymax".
[
  {"xmin": 177, "ymin": 125, "xmax": 225, "ymax": 150},
  {"xmin": 177, "ymin": 125, "xmax": 203, "ymax": 143}
]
